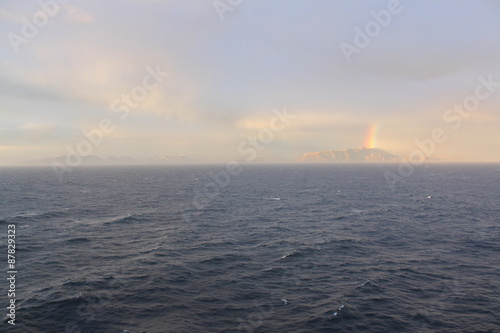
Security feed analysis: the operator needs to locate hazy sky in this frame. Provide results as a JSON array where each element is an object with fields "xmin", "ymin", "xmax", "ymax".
[{"xmin": 1, "ymin": 0, "xmax": 500, "ymax": 164}]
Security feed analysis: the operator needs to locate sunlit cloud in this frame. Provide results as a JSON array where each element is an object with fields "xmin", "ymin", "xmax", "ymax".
[
  {"xmin": 0, "ymin": 7, "xmax": 23, "ymax": 23},
  {"xmin": 1, "ymin": 0, "xmax": 499, "ymax": 164},
  {"xmin": 64, "ymin": 6, "xmax": 95, "ymax": 23}
]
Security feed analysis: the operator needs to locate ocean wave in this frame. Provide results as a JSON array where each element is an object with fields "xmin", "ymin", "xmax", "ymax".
[
  {"xmin": 279, "ymin": 249, "xmax": 302, "ymax": 260},
  {"xmin": 1, "ymin": 209, "xmax": 71, "ymax": 222},
  {"xmin": 197, "ymin": 253, "xmax": 251, "ymax": 265},
  {"xmin": 101, "ymin": 214, "xmax": 140, "ymax": 225},
  {"xmin": 66, "ymin": 237, "xmax": 92, "ymax": 244},
  {"xmin": 278, "ymin": 246, "xmax": 322, "ymax": 261}
]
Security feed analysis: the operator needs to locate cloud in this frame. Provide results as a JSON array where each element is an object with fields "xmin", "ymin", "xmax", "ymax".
[
  {"xmin": 0, "ymin": 7, "xmax": 23, "ymax": 23},
  {"xmin": 18, "ymin": 122, "xmax": 56, "ymax": 131},
  {"xmin": 64, "ymin": 6, "xmax": 94, "ymax": 23},
  {"xmin": 0, "ymin": 123, "xmax": 76, "ymax": 146},
  {"xmin": 1, "ymin": 0, "xmax": 499, "ymax": 163}
]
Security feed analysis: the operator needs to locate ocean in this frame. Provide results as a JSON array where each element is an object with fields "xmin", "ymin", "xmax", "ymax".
[{"xmin": 1, "ymin": 164, "xmax": 499, "ymax": 332}]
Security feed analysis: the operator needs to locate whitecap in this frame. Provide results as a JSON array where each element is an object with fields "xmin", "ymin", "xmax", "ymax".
[
  {"xmin": 359, "ymin": 279, "xmax": 370, "ymax": 286},
  {"xmin": 280, "ymin": 250, "xmax": 298, "ymax": 260}
]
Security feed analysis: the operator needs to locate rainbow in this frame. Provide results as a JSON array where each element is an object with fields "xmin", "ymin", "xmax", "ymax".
[{"xmin": 363, "ymin": 124, "xmax": 378, "ymax": 148}]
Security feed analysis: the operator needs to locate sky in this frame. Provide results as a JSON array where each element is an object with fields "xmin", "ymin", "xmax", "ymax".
[{"xmin": 1, "ymin": 0, "xmax": 500, "ymax": 164}]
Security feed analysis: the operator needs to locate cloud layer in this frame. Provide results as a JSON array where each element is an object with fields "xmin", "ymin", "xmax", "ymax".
[{"xmin": 1, "ymin": 0, "xmax": 500, "ymax": 163}]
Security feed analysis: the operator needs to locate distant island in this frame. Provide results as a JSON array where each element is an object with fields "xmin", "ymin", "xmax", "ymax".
[
  {"xmin": 20, "ymin": 155, "xmax": 137, "ymax": 166},
  {"xmin": 16, "ymin": 149, "xmax": 403, "ymax": 165},
  {"xmin": 20, "ymin": 154, "xmax": 199, "ymax": 166},
  {"xmin": 298, "ymin": 147, "xmax": 400, "ymax": 162}
]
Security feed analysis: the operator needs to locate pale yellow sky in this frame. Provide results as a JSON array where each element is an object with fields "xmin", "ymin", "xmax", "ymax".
[{"xmin": 1, "ymin": 0, "xmax": 500, "ymax": 164}]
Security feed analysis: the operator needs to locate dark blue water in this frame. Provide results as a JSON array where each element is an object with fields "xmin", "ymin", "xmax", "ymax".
[{"xmin": 1, "ymin": 164, "xmax": 499, "ymax": 332}]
